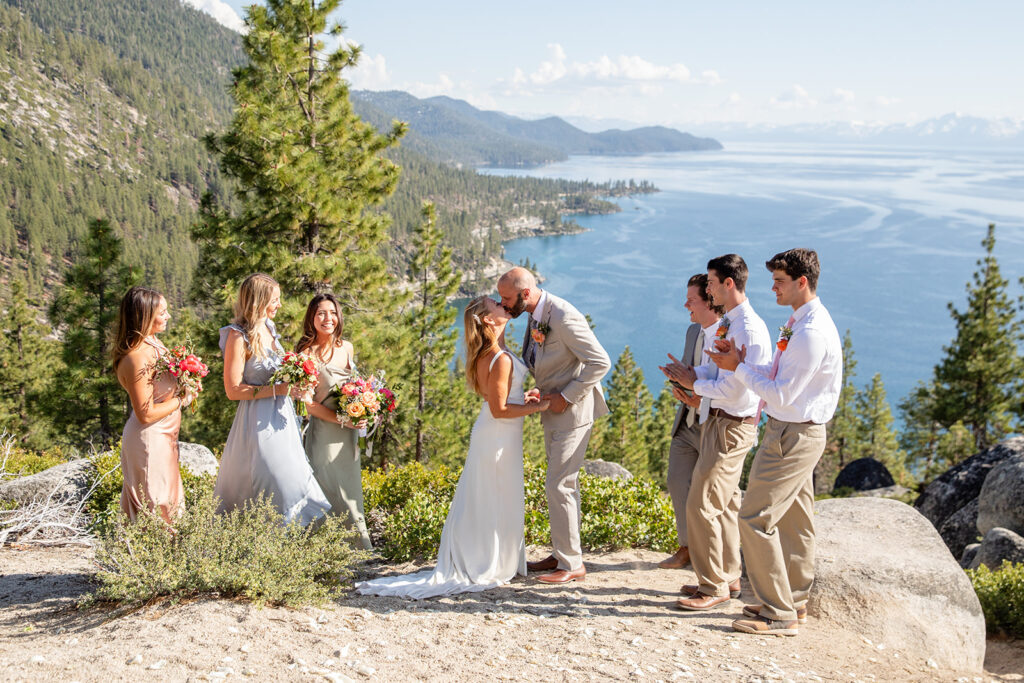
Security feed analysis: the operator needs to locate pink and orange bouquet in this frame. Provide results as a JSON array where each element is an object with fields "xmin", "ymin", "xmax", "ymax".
[
  {"xmin": 331, "ymin": 371, "xmax": 397, "ymax": 438},
  {"xmin": 269, "ymin": 351, "xmax": 319, "ymax": 416},
  {"xmin": 156, "ymin": 342, "xmax": 210, "ymax": 414}
]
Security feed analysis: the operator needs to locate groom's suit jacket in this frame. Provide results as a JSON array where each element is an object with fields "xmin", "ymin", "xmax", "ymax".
[
  {"xmin": 670, "ymin": 322, "xmax": 703, "ymax": 437},
  {"xmin": 523, "ymin": 292, "xmax": 611, "ymax": 432}
]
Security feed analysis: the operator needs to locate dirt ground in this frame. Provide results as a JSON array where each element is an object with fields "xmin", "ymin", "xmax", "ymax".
[{"xmin": 1, "ymin": 545, "xmax": 1022, "ymax": 682}]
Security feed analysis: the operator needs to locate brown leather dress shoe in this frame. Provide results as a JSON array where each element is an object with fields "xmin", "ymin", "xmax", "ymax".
[
  {"xmin": 681, "ymin": 578, "xmax": 740, "ymax": 599},
  {"xmin": 675, "ymin": 592, "xmax": 732, "ymax": 611},
  {"xmin": 527, "ymin": 555, "xmax": 558, "ymax": 572},
  {"xmin": 537, "ymin": 565, "xmax": 586, "ymax": 583},
  {"xmin": 742, "ymin": 604, "xmax": 807, "ymax": 624},
  {"xmin": 657, "ymin": 546, "xmax": 691, "ymax": 569}
]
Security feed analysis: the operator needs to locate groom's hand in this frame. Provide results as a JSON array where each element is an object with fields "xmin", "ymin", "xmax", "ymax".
[
  {"xmin": 524, "ymin": 388, "xmax": 541, "ymax": 404},
  {"xmin": 542, "ymin": 393, "xmax": 568, "ymax": 414}
]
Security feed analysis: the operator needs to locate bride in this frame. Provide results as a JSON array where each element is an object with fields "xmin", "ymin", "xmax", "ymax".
[{"xmin": 356, "ymin": 296, "xmax": 549, "ymax": 598}]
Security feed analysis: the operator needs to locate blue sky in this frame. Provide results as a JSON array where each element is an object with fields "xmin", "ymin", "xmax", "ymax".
[{"xmin": 198, "ymin": 0, "xmax": 1024, "ymax": 127}]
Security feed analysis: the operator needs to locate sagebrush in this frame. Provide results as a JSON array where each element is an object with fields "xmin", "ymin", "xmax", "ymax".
[{"xmin": 967, "ymin": 560, "xmax": 1024, "ymax": 637}]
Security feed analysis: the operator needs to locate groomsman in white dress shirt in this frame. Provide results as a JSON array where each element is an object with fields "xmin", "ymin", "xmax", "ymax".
[
  {"xmin": 666, "ymin": 254, "xmax": 772, "ymax": 611},
  {"xmin": 658, "ymin": 274, "xmax": 723, "ymax": 571},
  {"xmin": 707, "ymin": 248, "xmax": 842, "ymax": 636}
]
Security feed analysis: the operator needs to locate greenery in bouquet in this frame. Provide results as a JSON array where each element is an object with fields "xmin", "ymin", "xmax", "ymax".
[
  {"xmin": 268, "ymin": 352, "xmax": 319, "ymax": 416},
  {"xmin": 155, "ymin": 340, "xmax": 209, "ymax": 414},
  {"xmin": 331, "ymin": 371, "xmax": 397, "ymax": 439}
]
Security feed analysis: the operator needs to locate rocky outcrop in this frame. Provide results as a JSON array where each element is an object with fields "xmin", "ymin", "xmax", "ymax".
[
  {"xmin": 0, "ymin": 459, "xmax": 93, "ymax": 507},
  {"xmin": 960, "ymin": 543, "xmax": 980, "ymax": 569},
  {"xmin": 833, "ymin": 457, "xmax": 894, "ymax": 492},
  {"xmin": 937, "ymin": 498, "xmax": 981, "ymax": 560},
  {"xmin": 969, "ymin": 527, "xmax": 1024, "ymax": 570},
  {"xmin": 976, "ymin": 451, "xmax": 1024, "ymax": 536},
  {"xmin": 915, "ymin": 437, "xmax": 1023, "ymax": 531},
  {"xmin": 582, "ymin": 459, "xmax": 632, "ymax": 481},
  {"xmin": 851, "ymin": 484, "xmax": 909, "ymax": 499},
  {"xmin": 812, "ymin": 497, "xmax": 985, "ymax": 673},
  {"xmin": 178, "ymin": 442, "xmax": 218, "ymax": 477}
]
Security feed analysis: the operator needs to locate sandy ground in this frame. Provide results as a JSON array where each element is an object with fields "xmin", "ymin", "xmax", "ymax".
[{"xmin": 1, "ymin": 545, "xmax": 1022, "ymax": 682}]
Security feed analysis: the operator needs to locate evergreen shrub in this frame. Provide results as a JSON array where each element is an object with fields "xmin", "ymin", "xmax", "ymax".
[
  {"xmin": 363, "ymin": 460, "xmax": 676, "ymax": 562},
  {"xmin": 967, "ymin": 560, "xmax": 1024, "ymax": 637}
]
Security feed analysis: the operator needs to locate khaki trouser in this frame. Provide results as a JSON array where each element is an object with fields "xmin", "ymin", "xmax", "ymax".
[
  {"xmin": 667, "ymin": 423, "xmax": 701, "ymax": 546},
  {"xmin": 545, "ymin": 423, "xmax": 593, "ymax": 571},
  {"xmin": 686, "ymin": 415, "xmax": 755, "ymax": 596},
  {"xmin": 739, "ymin": 417, "xmax": 826, "ymax": 622}
]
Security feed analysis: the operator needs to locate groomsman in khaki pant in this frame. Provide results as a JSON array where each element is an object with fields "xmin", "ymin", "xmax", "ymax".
[
  {"xmin": 708, "ymin": 248, "xmax": 842, "ymax": 636},
  {"xmin": 658, "ymin": 274, "xmax": 723, "ymax": 570},
  {"xmin": 666, "ymin": 255, "xmax": 771, "ymax": 610}
]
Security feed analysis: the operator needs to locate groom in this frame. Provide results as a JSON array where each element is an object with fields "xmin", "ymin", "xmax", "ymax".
[{"xmin": 497, "ymin": 267, "xmax": 611, "ymax": 584}]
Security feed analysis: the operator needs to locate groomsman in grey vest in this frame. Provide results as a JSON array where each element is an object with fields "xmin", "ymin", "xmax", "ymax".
[
  {"xmin": 497, "ymin": 267, "xmax": 611, "ymax": 584},
  {"xmin": 708, "ymin": 248, "xmax": 842, "ymax": 636},
  {"xmin": 658, "ymin": 274, "xmax": 723, "ymax": 570}
]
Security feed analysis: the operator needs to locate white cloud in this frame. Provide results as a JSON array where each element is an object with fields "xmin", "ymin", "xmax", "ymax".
[
  {"xmin": 726, "ymin": 92, "xmax": 743, "ymax": 106},
  {"xmin": 348, "ymin": 52, "xmax": 391, "ymax": 90},
  {"xmin": 873, "ymin": 95, "xmax": 900, "ymax": 107},
  {"xmin": 770, "ymin": 84, "xmax": 818, "ymax": 110},
  {"xmin": 512, "ymin": 43, "xmax": 711, "ymax": 89},
  {"xmin": 183, "ymin": 0, "xmax": 245, "ymax": 34},
  {"xmin": 406, "ymin": 74, "xmax": 456, "ymax": 98},
  {"xmin": 828, "ymin": 88, "xmax": 855, "ymax": 104}
]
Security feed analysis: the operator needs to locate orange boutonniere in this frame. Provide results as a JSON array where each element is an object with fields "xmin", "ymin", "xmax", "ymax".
[
  {"xmin": 531, "ymin": 320, "xmax": 551, "ymax": 346},
  {"xmin": 715, "ymin": 317, "xmax": 731, "ymax": 340},
  {"xmin": 777, "ymin": 325, "xmax": 794, "ymax": 351}
]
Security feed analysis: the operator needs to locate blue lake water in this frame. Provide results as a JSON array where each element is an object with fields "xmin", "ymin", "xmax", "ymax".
[{"xmin": 467, "ymin": 143, "xmax": 1024, "ymax": 409}]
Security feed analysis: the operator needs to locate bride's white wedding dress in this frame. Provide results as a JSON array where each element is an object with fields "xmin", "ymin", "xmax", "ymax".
[{"xmin": 355, "ymin": 350, "xmax": 527, "ymax": 599}]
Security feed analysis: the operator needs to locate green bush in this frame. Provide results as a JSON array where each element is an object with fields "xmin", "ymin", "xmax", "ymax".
[
  {"xmin": 1, "ymin": 444, "xmax": 77, "ymax": 477},
  {"xmin": 363, "ymin": 460, "xmax": 676, "ymax": 562},
  {"xmin": 90, "ymin": 487, "xmax": 367, "ymax": 607},
  {"xmin": 966, "ymin": 560, "xmax": 1024, "ymax": 637}
]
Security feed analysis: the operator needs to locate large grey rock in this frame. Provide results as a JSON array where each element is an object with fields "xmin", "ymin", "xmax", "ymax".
[
  {"xmin": 977, "ymin": 451, "xmax": 1024, "ymax": 536},
  {"xmin": 937, "ymin": 497, "xmax": 981, "ymax": 559},
  {"xmin": 833, "ymin": 457, "xmax": 894, "ymax": 492},
  {"xmin": 811, "ymin": 498, "xmax": 986, "ymax": 673},
  {"xmin": 960, "ymin": 543, "xmax": 980, "ymax": 569},
  {"xmin": 969, "ymin": 527, "xmax": 1024, "ymax": 570},
  {"xmin": 0, "ymin": 459, "xmax": 93, "ymax": 506},
  {"xmin": 915, "ymin": 436, "xmax": 1024, "ymax": 530},
  {"xmin": 852, "ymin": 484, "xmax": 910, "ymax": 499},
  {"xmin": 582, "ymin": 459, "xmax": 632, "ymax": 481},
  {"xmin": 178, "ymin": 442, "xmax": 218, "ymax": 477}
]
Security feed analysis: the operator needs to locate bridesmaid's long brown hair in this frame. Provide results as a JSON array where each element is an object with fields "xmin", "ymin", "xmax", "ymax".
[
  {"xmin": 463, "ymin": 296, "xmax": 499, "ymax": 397},
  {"xmin": 295, "ymin": 293, "xmax": 344, "ymax": 361},
  {"xmin": 111, "ymin": 286, "xmax": 163, "ymax": 370}
]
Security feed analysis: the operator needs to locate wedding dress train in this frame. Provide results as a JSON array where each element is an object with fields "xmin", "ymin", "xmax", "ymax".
[{"xmin": 356, "ymin": 350, "xmax": 527, "ymax": 598}]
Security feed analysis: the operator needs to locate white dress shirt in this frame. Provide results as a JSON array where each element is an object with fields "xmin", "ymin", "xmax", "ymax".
[
  {"xmin": 695, "ymin": 318, "xmax": 722, "ymax": 424},
  {"xmin": 530, "ymin": 290, "xmax": 549, "ymax": 325},
  {"xmin": 693, "ymin": 299, "xmax": 772, "ymax": 418},
  {"xmin": 734, "ymin": 297, "xmax": 843, "ymax": 424}
]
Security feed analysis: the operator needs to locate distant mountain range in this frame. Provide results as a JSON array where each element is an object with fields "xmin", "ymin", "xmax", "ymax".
[
  {"xmin": 662, "ymin": 114, "xmax": 1024, "ymax": 147},
  {"xmin": 352, "ymin": 91, "xmax": 722, "ymax": 167}
]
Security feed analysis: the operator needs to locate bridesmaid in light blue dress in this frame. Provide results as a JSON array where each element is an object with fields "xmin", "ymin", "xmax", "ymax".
[{"xmin": 213, "ymin": 273, "xmax": 330, "ymax": 526}]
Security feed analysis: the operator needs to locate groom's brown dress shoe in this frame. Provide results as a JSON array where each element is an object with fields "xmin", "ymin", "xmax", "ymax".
[
  {"xmin": 537, "ymin": 565, "xmax": 586, "ymax": 583},
  {"xmin": 675, "ymin": 592, "xmax": 731, "ymax": 611},
  {"xmin": 527, "ymin": 555, "xmax": 558, "ymax": 572},
  {"xmin": 742, "ymin": 604, "xmax": 807, "ymax": 624},
  {"xmin": 681, "ymin": 578, "xmax": 740, "ymax": 599},
  {"xmin": 657, "ymin": 546, "xmax": 691, "ymax": 569}
]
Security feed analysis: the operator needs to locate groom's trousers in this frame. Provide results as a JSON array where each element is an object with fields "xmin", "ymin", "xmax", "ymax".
[
  {"xmin": 686, "ymin": 414, "xmax": 754, "ymax": 597},
  {"xmin": 545, "ymin": 422, "xmax": 593, "ymax": 571},
  {"xmin": 739, "ymin": 418, "xmax": 825, "ymax": 623}
]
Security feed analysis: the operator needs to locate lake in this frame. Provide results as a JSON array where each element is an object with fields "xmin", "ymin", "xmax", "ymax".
[{"xmin": 469, "ymin": 143, "xmax": 1024, "ymax": 409}]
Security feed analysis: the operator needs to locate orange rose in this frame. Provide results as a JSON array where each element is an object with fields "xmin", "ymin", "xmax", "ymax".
[
  {"xmin": 777, "ymin": 339, "xmax": 789, "ymax": 351},
  {"xmin": 531, "ymin": 329, "xmax": 546, "ymax": 344},
  {"xmin": 346, "ymin": 402, "xmax": 365, "ymax": 418}
]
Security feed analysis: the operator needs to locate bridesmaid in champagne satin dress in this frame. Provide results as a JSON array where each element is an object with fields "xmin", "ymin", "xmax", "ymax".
[{"xmin": 113, "ymin": 287, "xmax": 190, "ymax": 524}]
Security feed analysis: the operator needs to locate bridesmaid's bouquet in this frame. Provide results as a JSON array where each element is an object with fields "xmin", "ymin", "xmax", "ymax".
[
  {"xmin": 269, "ymin": 352, "xmax": 319, "ymax": 416},
  {"xmin": 332, "ymin": 371, "xmax": 397, "ymax": 438},
  {"xmin": 157, "ymin": 342, "xmax": 210, "ymax": 414}
]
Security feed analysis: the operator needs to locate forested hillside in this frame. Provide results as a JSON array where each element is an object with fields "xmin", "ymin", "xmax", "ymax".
[{"xmin": 0, "ymin": 0, "xmax": 659, "ymax": 304}]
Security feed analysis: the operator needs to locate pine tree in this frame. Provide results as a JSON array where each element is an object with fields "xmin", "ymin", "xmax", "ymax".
[
  {"xmin": 930, "ymin": 224, "xmax": 1023, "ymax": 450},
  {"xmin": 596, "ymin": 346, "xmax": 652, "ymax": 477},
  {"xmin": 404, "ymin": 203, "xmax": 461, "ymax": 463},
  {"xmin": 0, "ymin": 273, "xmax": 59, "ymax": 447},
  {"xmin": 191, "ymin": 0, "xmax": 406, "ymax": 344},
  {"xmin": 898, "ymin": 382, "xmax": 942, "ymax": 482},
  {"xmin": 852, "ymin": 373, "xmax": 906, "ymax": 482},
  {"xmin": 48, "ymin": 218, "xmax": 138, "ymax": 447},
  {"xmin": 645, "ymin": 385, "xmax": 677, "ymax": 484}
]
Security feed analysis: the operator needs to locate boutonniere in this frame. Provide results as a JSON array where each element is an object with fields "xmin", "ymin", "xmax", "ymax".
[
  {"xmin": 715, "ymin": 317, "xmax": 731, "ymax": 340},
  {"xmin": 531, "ymin": 321, "xmax": 551, "ymax": 345},
  {"xmin": 777, "ymin": 325, "xmax": 794, "ymax": 351}
]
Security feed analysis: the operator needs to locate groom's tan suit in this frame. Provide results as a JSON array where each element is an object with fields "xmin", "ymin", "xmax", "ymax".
[{"xmin": 523, "ymin": 291, "xmax": 610, "ymax": 571}]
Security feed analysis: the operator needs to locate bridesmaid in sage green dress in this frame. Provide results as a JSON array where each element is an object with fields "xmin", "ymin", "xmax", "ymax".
[{"xmin": 297, "ymin": 293, "xmax": 372, "ymax": 549}]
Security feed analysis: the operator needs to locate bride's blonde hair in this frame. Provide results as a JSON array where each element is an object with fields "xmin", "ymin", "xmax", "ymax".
[
  {"xmin": 464, "ymin": 296, "xmax": 499, "ymax": 397},
  {"xmin": 232, "ymin": 273, "xmax": 279, "ymax": 360}
]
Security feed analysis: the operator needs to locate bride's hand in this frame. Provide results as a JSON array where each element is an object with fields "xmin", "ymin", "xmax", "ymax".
[{"xmin": 524, "ymin": 388, "xmax": 541, "ymax": 404}]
